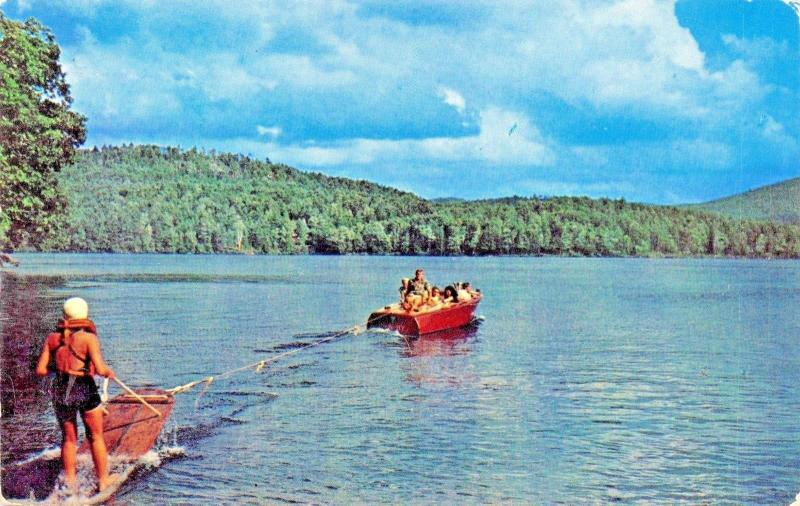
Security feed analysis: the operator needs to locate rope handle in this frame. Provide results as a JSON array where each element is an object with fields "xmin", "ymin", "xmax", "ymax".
[{"xmin": 113, "ymin": 377, "xmax": 162, "ymax": 417}]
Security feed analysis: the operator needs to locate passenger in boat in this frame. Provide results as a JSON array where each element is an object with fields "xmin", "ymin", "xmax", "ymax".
[
  {"xmin": 399, "ymin": 278, "xmax": 411, "ymax": 309},
  {"xmin": 462, "ymin": 281, "xmax": 479, "ymax": 298},
  {"xmin": 443, "ymin": 285, "xmax": 459, "ymax": 303},
  {"xmin": 409, "ymin": 269, "xmax": 431, "ymax": 295},
  {"xmin": 36, "ymin": 297, "xmax": 117, "ymax": 492},
  {"xmin": 405, "ymin": 292, "xmax": 424, "ymax": 310},
  {"xmin": 426, "ymin": 286, "xmax": 444, "ymax": 309},
  {"xmin": 399, "ymin": 278, "xmax": 410, "ymax": 298},
  {"xmin": 456, "ymin": 282, "xmax": 472, "ymax": 301},
  {"xmin": 405, "ymin": 268, "xmax": 431, "ymax": 311}
]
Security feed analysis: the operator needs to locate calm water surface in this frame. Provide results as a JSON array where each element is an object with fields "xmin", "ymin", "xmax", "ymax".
[{"xmin": 2, "ymin": 254, "xmax": 800, "ymax": 504}]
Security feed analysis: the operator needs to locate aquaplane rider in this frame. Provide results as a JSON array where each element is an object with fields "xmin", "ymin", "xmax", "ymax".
[{"xmin": 35, "ymin": 297, "xmax": 118, "ymax": 493}]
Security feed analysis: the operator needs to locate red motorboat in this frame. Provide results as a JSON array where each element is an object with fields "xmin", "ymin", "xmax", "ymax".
[{"xmin": 368, "ymin": 292, "xmax": 482, "ymax": 336}]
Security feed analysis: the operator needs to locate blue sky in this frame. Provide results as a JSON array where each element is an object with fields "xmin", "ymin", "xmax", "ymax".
[{"xmin": 3, "ymin": 0, "xmax": 799, "ymax": 203}]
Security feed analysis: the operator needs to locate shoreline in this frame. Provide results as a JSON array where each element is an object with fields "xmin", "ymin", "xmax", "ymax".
[{"xmin": 4, "ymin": 250, "xmax": 798, "ymax": 261}]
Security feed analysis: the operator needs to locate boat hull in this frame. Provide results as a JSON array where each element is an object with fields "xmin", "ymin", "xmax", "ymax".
[
  {"xmin": 78, "ymin": 388, "xmax": 175, "ymax": 458},
  {"xmin": 368, "ymin": 295, "xmax": 481, "ymax": 336}
]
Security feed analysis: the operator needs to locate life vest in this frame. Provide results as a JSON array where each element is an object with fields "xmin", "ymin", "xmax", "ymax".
[{"xmin": 51, "ymin": 318, "xmax": 97, "ymax": 376}]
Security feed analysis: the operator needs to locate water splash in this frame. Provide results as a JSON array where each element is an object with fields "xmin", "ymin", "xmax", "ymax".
[
  {"xmin": 43, "ymin": 446, "xmax": 187, "ymax": 505},
  {"xmin": 7, "ymin": 448, "xmax": 61, "ymax": 467},
  {"xmin": 1, "ymin": 443, "xmax": 187, "ymax": 504}
]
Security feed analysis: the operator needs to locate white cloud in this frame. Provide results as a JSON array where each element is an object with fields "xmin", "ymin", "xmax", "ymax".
[
  {"xmin": 588, "ymin": 0, "xmax": 705, "ymax": 71},
  {"xmin": 196, "ymin": 55, "xmax": 278, "ymax": 102},
  {"xmin": 782, "ymin": 0, "xmax": 800, "ymax": 22},
  {"xmin": 759, "ymin": 115, "xmax": 799, "ymax": 153},
  {"xmin": 257, "ymin": 54, "xmax": 357, "ymax": 88},
  {"xmin": 278, "ymin": 106, "xmax": 553, "ymax": 167},
  {"xmin": 763, "ymin": 115, "xmax": 783, "ymax": 136},
  {"xmin": 438, "ymin": 86, "xmax": 466, "ymax": 114},
  {"xmin": 58, "ymin": 0, "xmax": 769, "ymax": 137},
  {"xmin": 207, "ymin": 106, "xmax": 553, "ymax": 170},
  {"xmin": 61, "ymin": 34, "xmax": 181, "ymax": 123},
  {"xmin": 505, "ymin": 0, "xmax": 764, "ymax": 120},
  {"xmin": 256, "ymin": 125, "xmax": 282, "ymax": 138}
]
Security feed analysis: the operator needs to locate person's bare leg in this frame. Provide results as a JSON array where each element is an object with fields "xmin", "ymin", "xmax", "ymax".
[
  {"xmin": 60, "ymin": 418, "xmax": 79, "ymax": 489},
  {"xmin": 82, "ymin": 406, "xmax": 112, "ymax": 491}
]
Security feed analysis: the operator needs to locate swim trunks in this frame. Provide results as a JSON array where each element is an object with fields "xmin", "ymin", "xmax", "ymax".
[{"xmin": 52, "ymin": 374, "xmax": 101, "ymax": 423}]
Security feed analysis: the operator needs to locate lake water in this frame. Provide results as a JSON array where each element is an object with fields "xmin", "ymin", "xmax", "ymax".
[{"xmin": 2, "ymin": 254, "xmax": 800, "ymax": 504}]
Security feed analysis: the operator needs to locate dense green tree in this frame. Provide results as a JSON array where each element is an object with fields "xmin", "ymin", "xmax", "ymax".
[
  {"xmin": 36, "ymin": 144, "xmax": 800, "ymax": 259},
  {"xmin": 0, "ymin": 14, "xmax": 86, "ymax": 248}
]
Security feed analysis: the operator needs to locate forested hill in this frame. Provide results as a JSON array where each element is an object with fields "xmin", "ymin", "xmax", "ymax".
[
  {"xmin": 689, "ymin": 177, "xmax": 800, "ymax": 224},
  {"xmin": 45, "ymin": 145, "xmax": 800, "ymax": 257}
]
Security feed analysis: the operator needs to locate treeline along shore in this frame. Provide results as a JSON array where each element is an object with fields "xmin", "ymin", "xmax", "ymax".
[{"xmin": 21, "ymin": 145, "xmax": 797, "ymax": 258}]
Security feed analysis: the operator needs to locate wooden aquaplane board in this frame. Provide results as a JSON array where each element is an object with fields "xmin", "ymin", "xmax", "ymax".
[
  {"xmin": 78, "ymin": 388, "xmax": 175, "ymax": 458},
  {"xmin": 1, "ymin": 388, "xmax": 174, "ymax": 502}
]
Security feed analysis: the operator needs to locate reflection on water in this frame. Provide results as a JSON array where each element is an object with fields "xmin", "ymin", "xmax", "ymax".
[
  {"xmin": 400, "ymin": 321, "xmax": 480, "ymax": 358},
  {"xmin": 3, "ymin": 254, "xmax": 800, "ymax": 504},
  {"xmin": 395, "ymin": 323, "xmax": 481, "ymax": 388}
]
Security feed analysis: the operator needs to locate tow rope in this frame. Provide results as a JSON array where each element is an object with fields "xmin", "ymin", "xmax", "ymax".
[{"xmin": 166, "ymin": 315, "xmax": 386, "ymax": 398}]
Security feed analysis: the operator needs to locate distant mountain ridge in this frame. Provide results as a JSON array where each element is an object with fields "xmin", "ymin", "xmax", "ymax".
[
  {"xmin": 38, "ymin": 145, "xmax": 800, "ymax": 258},
  {"xmin": 690, "ymin": 177, "xmax": 800, "ymax": 224}
]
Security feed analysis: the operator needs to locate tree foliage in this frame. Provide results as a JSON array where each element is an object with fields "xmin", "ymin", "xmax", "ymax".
[
  {"xmin": 0, "ymin": 13, "xmax": 86, "ymax": 248},
  {"xmin": 50, "ymin": 145, "xmax": 800, "ymax": 258},
  {"xmin": 688, "ymin": 177, "xmax": 800, "ymax": 224}
]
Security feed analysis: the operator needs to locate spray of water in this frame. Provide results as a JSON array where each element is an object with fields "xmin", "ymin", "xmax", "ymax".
[{"xmin": 3, "ymin": 437, "xmax": 186, "ymax": 505}]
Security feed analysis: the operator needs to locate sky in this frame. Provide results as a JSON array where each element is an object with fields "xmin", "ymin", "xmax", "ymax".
[{"xmin": 3, "ymin": 0, "xmax": 799, "ymax": 203}]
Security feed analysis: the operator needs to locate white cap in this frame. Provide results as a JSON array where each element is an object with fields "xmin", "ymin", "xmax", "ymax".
[{"xmin": 63, "ymin": 297, "xmax": 89, "ymax": 319}]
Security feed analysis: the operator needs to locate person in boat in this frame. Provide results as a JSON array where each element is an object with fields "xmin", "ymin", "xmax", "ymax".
[
  {"xmin": 405, "ymin": 268, "xmax": 431, "ymax": 310},
  {"xmin": 425, "ymin": 286, "xmax": 444, "ymax": 309},
  {"xmin": 462, "ymin": 281, "xmax": 480, "ymax": 296},
  {"xmin": 455, "ymin": 282, "xmax": 472, "ymax": 302},
  {"xmin": 443, "ymin": 285, "xmax": 459, "ymax": 304},
  {"xmin": 35, "ymin": 297, "xmax": 116, "ymax": 492},
  {"xmin": 399, "ymin": 278, "xmax": 411, "ymax": 307}
]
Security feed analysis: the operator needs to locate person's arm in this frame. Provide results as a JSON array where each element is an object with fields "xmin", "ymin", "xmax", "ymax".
[
  {"xmin": 86, "ymin": 334, "xmax": 115, "ymax": 378},
  {"xmin": 35, "ymin": 339, "xmax": 51, "ymax": 377}
]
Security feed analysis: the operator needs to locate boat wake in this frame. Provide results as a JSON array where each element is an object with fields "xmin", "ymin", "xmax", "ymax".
[
  {"xmin": 365, "ymin": 327, "xmax": 403, "ymax": 337},
  {"xmin": 290, "ymin": 329, "xmax": 346, "ymax": 339}
]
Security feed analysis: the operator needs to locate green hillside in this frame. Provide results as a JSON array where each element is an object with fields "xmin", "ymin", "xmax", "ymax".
[
  {"xmin": 691, "ymin": 178, "xmax": 800, "ymax": 224},
  {"xmin": 37, "ymin": 145, "xmax": 800, "ymax": 258}
]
